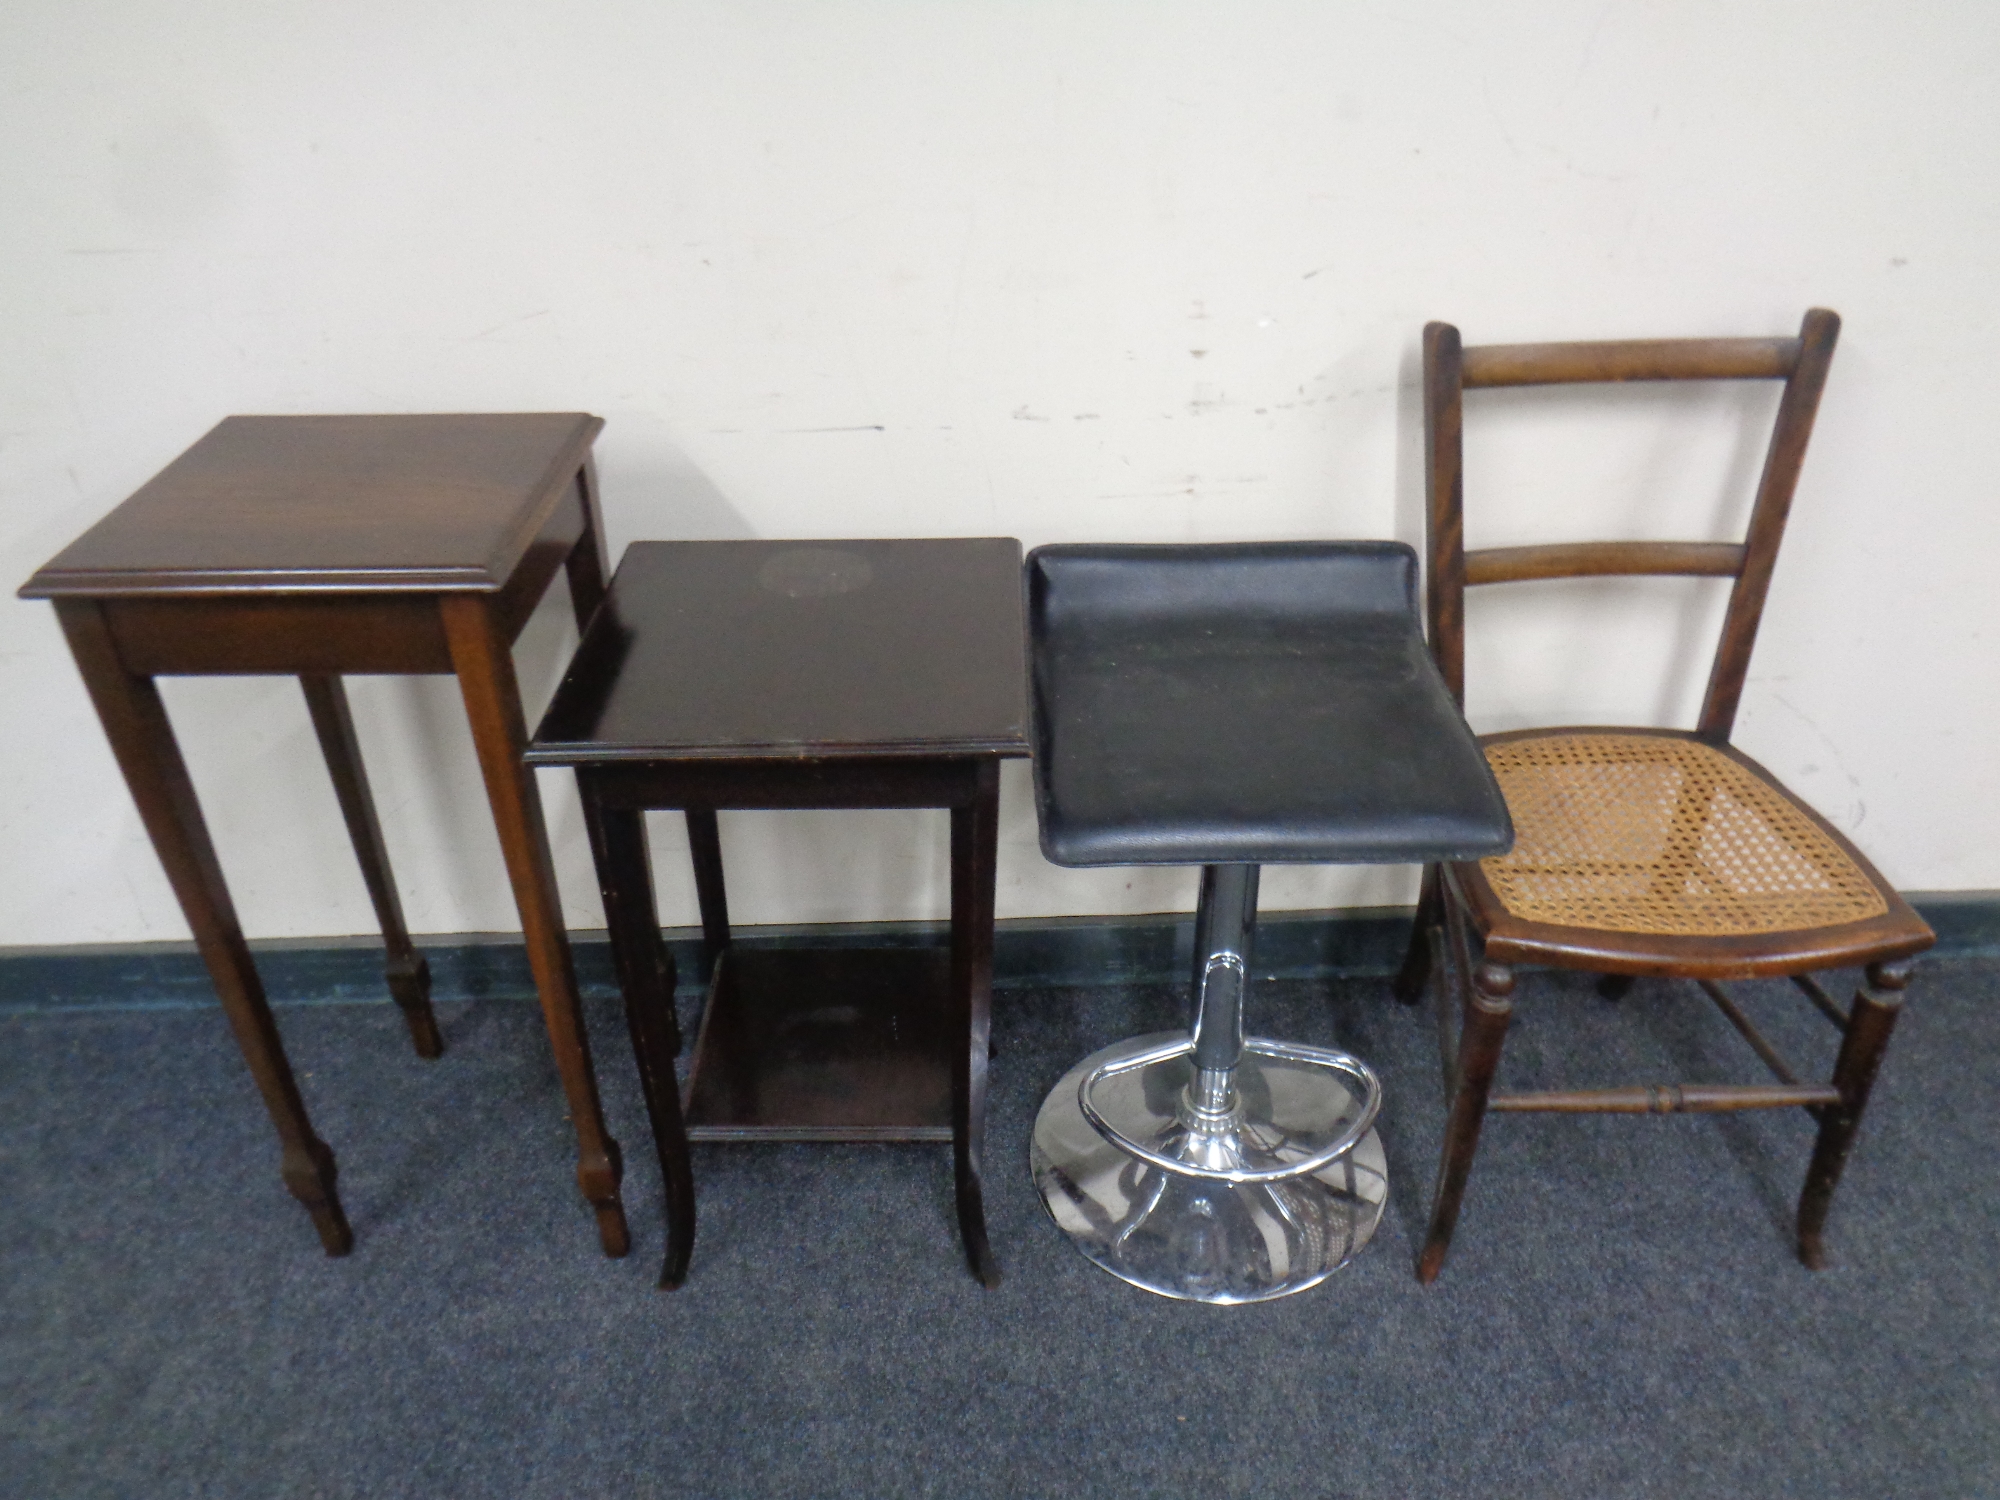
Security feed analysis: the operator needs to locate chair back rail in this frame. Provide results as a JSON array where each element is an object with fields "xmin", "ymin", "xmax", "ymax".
[
  {"xmin": 1463, "ymin": 541, "xmax": 1745, "ymax": 586},
  {"xmin": 1460, "ymin": 336, "xmax": 1799, "ymax": 387}
]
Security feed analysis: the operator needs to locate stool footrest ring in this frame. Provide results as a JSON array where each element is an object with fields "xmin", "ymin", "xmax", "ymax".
[
  {"xmin": 1077, "ymin": 1035, "xmax": 1383, "ymax": 1184},
  {"xmin": 1031, "ymin": 1032, "xmax": 1389, "ymax": 1302}
]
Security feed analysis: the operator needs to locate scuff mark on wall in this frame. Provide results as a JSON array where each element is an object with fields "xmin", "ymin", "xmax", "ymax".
[
  {"xmin": 1766, "ymin": 689, "xmax": 1867, "ymax": 829},
  {"xmin": 461, "ymin": 310, "xmax": 550, "ymax": 343}
]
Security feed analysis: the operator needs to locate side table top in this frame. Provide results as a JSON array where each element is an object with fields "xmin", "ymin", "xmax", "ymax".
[
  {"xmin": 528, "ymin": 538, "xmax": 1029, "ymax": 762},
  {"xmin": 20, "ymin": 413, "xmax": 602, "ymax": 598}
]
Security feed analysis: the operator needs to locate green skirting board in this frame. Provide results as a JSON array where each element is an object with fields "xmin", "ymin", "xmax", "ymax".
[{"xmin": 2, "ymin": 893, "xmax": 1995, "ymax": 1014}]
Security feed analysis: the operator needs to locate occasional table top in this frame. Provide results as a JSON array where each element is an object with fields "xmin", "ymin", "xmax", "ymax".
[
  {"xmin": 20, "ymin": 413, "xmax": 602, "ymax": 598},
  {"xmin": 528, "ymin": 539, "xmax": 1029, "ymax": 763}
]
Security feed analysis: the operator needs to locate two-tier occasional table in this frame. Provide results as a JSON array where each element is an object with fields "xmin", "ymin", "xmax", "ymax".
[
  {"xmin": 21, "ymin": 415, "xmax": 632, "ymax": 1258},
  {"xmin": 526, "ymin": 538, "xmax": 1029, "ymax": 1288}
]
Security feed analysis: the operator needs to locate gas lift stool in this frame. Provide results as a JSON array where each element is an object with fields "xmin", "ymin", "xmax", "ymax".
[{"xmin": 1025, "ymin": 542, "xmax": 1513, "ymax": 1302}]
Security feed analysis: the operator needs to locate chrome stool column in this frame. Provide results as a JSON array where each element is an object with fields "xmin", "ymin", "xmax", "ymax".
[
  {"xmin": 1033, "ymin": 865, "xmax": 1388, "ymax": 1302},
  {"xmin": 1021, "ymin": 542, "xmax": 1512, "ymax": 1304}
]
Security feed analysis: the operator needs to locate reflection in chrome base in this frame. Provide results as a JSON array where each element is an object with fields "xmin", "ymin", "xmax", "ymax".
[{"xmin": 1030, "ymin": 1033, "xmax": 1387, "ymax": 1303}]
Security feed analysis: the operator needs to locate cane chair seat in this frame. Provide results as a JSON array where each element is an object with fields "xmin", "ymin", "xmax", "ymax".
[
  {"xmin": 1481, "ymin": 728, "xmax": 1883, "ymax": 934},
  {"xmin": 1453, "ymin": 728, "xmax": 1929, "ymax": 980}
]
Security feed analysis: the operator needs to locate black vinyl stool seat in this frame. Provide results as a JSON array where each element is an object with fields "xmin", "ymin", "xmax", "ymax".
[{"xmin": 1026, "ymin": 542, "xmax": 1512, "ymax": 1301}]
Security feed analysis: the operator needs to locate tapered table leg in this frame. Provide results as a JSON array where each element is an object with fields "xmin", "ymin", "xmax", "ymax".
[
  {"xmin": 441, "ymin": 593, "xmax": 628, "ymax": 1258},
  {"xmin": 580, "ymin": 776, "xmax": 696, "ymax": 1288},
  {"xmin": 300, "ymin": 674, "xmax": 441, "ymax": 1059},
  {"xmin": 56, "ymin": 600, "xmax": 352, "ymax": 1254},
  {"xmin": 949, "ymin": 760, "xmax": 1002, "ymax": 1288}
]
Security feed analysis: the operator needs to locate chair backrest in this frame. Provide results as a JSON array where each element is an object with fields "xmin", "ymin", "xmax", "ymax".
[{"xmin": 1422, "ymin": 309, "xmax": 1840, "ymax": 743}]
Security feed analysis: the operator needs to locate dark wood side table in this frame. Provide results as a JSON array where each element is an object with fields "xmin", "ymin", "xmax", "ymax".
[
  {"xmin": 21, "ymin": 414, "xmax": 631, "ymax": 1258},
  {"xmin": 526, "ymin": 539, "xmax": 1029, "ymax": 1288}
]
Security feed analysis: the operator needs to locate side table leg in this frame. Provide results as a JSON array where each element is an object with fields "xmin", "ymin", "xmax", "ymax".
[
  {"xmin": 948, "ymin": 760, "xmax": 1003, "ymax": 1288},
  {"xmin": 684, "ymin": 808, "xmax": 730, "ymax": 982},
  {"xmin": 300, "ymin": 674, "xmax": 442, "ymax": 1060},
  {"xmin": 441, "ymin": 594, "xmax": 628, "ymax": 1258},
  {"xmin": 563, "ymin": 455, "xmax": 612, "ymax": 630},
  {"xmin": 579, "ymin": 776, "xmax": 696, "ymax": 1288},
  {"xmin": 55, "ymin": 601, "xmax": 351, "ymax": 1255}
]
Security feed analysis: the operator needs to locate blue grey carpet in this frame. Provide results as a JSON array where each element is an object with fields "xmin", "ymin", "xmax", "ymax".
[{"xmin": 2, "ymin": 957, "xmax": 1994, "ymax": 1497}]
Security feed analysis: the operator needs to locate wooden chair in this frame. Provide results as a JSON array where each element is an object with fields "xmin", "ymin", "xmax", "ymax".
[{"xmin": 1398, "ymin": 309, "xmax": 1934, "ymax": 1282}]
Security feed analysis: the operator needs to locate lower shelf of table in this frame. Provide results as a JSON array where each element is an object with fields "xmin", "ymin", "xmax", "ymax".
[{"xmin": 682, "ymin": 945, "xmax": 956, "ymax": 1142}]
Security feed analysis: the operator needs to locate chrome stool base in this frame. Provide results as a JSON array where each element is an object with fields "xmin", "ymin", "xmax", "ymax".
[{"xmin": 1031, "ymin": 1033, "xmax": 1387, "ymax": 1303}]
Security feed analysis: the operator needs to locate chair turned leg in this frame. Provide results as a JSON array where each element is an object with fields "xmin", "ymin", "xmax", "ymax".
[
  {"xmin": 1393, "ymin": 865, "xmax": 1442, "ymax": 1005},
  {"xmin": 1797, "ymin": 960, "xmax": 1910, "ymax": 1270},
  {"xmin": 1418, "ymin": 959, "xmax": 1515, "ymax": 1283}
]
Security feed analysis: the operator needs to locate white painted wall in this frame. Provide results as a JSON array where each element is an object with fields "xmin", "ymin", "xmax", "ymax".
[{"xmin": 2, "ymin": 1, "xmax": 1993, "ymax": 946}]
